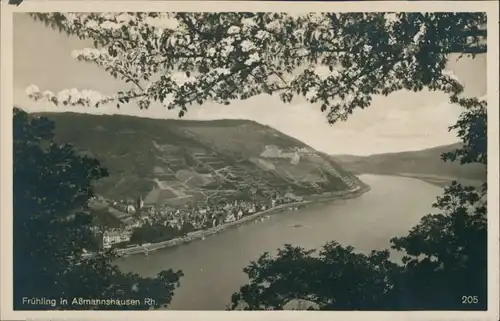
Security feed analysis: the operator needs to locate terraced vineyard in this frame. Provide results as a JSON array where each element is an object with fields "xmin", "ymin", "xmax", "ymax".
[{"xmin": 38, "ymin": 112, "xmax": 361, "ymax": 205}]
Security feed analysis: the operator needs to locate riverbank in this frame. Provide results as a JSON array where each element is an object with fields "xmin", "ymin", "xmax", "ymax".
[
  {"xmin": 353, "ymin": 172, "xmax": 484, "ymax": 189},
  {"xmin": 394, "ymin": 172, "xmax": 484, "ymax": 188},
  {"xmin": 116, "ymin": 201, "xmax": 310, "ymax": 256},
  {"xmin": 115, "ymin": 184, "xmax": 371, "ymax": 257}
]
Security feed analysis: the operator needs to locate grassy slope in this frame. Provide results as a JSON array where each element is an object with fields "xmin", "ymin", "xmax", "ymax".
[
  {"xmin": 34, "ymin": 112, "xmax": 358, "ymax": 203},
  {"xmin": 332, "ymin": 144, "xmax": 486, "ymax": 187}
]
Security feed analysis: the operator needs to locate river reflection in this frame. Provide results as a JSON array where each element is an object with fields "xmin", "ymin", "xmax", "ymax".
[{"xmin": 115, "ymin": 174, "xmax": 443, "ymax": 310}]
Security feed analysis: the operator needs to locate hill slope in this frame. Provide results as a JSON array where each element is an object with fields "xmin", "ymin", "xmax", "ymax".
[
  {"xmin": 34, "ymin": 112, "xmax": 362, "ymax": 205},
  {"xmin": 332, "ymin": 144, "xmax": 486, "ymax": 187}
]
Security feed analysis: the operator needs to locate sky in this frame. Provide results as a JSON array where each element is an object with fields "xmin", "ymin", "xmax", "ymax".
[{"xmin": 13, "ymin": 13, "xmax": 487, "ymax": 155}]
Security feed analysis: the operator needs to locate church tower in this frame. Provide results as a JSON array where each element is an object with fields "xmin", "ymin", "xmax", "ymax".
[{"xmin": 136, "ymin": 196, "xmax": 144, "ymax": 216}]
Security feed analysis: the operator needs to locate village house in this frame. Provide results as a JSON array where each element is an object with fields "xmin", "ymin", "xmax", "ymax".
[
  {"xmin": 284, "ymin": 192, "xmax": 303, "ymax": 202},
  {"xmin": 167, "ymin": 218, "xmax": 182, "ymax": 229},
  {"xmin": 102, "ymin": 229, "xmax": 132, "ymax": 249},
  {"xmin": 129, "ymin": 219, "xmax": 143, "ymax": 228},
  {"xmin": 225, "ymin": 213, "xmax": 236, "ymax": 223},
  {"xmin": 125, "ymin": 204, "xmax": 136, "ymax": 214},
  {"xmin": 140, "ymin": 216, "xmax": 152, "ymax": 224}
]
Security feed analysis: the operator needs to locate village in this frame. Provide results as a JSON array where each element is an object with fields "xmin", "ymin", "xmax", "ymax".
[
  {"xmin": 93, "ymin": 192, "xmax": 304, "ymax": 250},
  {"xmin": 86, "ymin": 144, "xmax": 361, "ymax": 252}
]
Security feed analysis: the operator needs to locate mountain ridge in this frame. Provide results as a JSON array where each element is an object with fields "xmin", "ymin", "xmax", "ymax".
[
  {"xmin": 331, "ymin": 143, "xmax": 486, "ymax": 187},
  {"xmin": 30, "ymin": 111, "xmax": 363, "ymax": 206}
]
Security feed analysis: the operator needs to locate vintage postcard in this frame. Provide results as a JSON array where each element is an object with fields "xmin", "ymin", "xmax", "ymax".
[{"xmin": 1, "ymin": 1, "xmax": 499, "ymax": 321}]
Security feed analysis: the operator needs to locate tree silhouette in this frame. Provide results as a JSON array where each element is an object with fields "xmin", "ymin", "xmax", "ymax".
[
  {"xmin": 23, "ymin": 12, "xmax": 488, "ymax": 310},
  {"xmin": 8, "ymin": 0, "xmax": 23, "ymax": 6},
  {"xmin": 13, "ymin": 108, "xmax": 183, "ymax": 310},
  {"xmin": 26, "ymin": 13, "xmax": 485, "ymax": 121}
]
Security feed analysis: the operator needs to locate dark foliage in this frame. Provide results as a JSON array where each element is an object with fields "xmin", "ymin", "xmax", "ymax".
[
  {"xmin": 229, "ymin": 93, "xmax": 487, "ymax": 310},
  {"xmin": 8, "ymin": 0, "xmax": 23, "ymax": 6},
  {"xmin": 13, "ymin": 108, "xmax": 183, "ymax": 310},
  {"xmin": 130, "ymin": 223, "xmax": 184, "ymax": 245}
]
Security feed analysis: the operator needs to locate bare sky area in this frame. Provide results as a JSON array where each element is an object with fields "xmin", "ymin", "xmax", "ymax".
[{"xmin": 13, "ymin": 13, "xmax": 487, "ymax": 155}]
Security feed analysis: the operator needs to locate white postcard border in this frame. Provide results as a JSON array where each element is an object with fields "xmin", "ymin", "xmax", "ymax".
[{"xmin": 1, "ymin": 1, "xmax": 499, "ymax": 321}]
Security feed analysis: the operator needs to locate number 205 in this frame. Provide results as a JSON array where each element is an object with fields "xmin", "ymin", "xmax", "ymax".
[{"xmin": 461, "ymin": 296, "xmax": 479, "ymax": 304}]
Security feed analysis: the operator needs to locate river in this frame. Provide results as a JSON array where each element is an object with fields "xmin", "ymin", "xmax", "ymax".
[{"xmin": 115, "ymin": 174, "xmax": 444, "ymax": 310}]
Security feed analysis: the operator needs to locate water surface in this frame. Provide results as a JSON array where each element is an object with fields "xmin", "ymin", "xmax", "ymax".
[{"xmin": 116, "ymin": 174, "xmax": 443, "ymax": 310}]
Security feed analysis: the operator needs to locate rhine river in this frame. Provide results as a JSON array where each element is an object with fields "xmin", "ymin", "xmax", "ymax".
[{"xmin": 115, "ymin": 174, "xmax": 444, "ymax": 310}]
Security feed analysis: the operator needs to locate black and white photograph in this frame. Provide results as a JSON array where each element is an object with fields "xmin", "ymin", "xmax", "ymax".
[{"xmin": 1, "ymin": 2, "xmax": 499, "ymax": 318}]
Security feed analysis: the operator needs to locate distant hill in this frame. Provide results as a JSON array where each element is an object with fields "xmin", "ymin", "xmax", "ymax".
[
  {"xmin": 32, "ymin": 112, "xmax": 363, "ymax": 205},
  {"xmin": 332, "ymin": 144, "xmax": 486, "ymax": 187}
]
